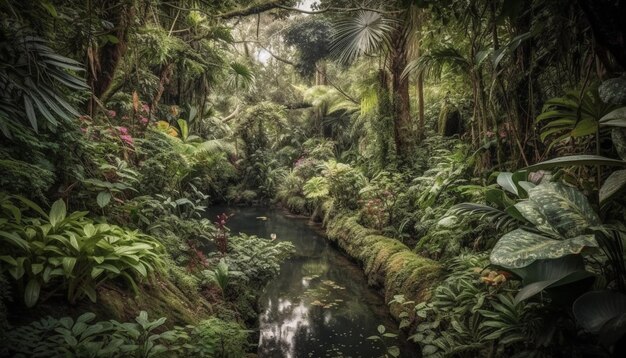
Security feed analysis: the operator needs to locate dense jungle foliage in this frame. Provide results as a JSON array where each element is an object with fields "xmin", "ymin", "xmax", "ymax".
[{"xmin": 1, "ymin": 0, "xmax": 626, "ymax": 357}]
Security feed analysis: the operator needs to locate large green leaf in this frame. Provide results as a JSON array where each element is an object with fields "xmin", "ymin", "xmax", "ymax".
[
  {"xmin": 0, "ymin": 230, "xmax": 30, "ymax": 251},
  {"xmin": 25, "ymin": 278, "xmax": 41, "ymax": 307},
  {"xmin": 96, "ymin": 191, "xmax": 112, "ymax": 208},
  {"xmin": 526, "ymin": 155, "xmax": 626, "ymax": 170},
  {"xmin": 513, "ymin": 255, "xmax": 594, "ymax": 303},
  {"xmin": 600, "ymin": 170, "xmax": 626, "ymax": 206},
  {"xmin": 62, "ymin": 257, "xmax": 77, "ymax": 276},
  {"xmin": 525, "ymin": 183, "xmax": 600, "ymax": 238},
  {"xmin": 497, "ymin": 172, "xmax": 519, "ymax": 196},
  {"xmin": 49, "ymin": 199, "xmax": 67, "ymax": 227},
  {"xmin": 573, "ymin": 291, "xmax": 626, "ymax": 334},
  {"xmin": 490, "ymin": 228, "xmax": 597, "ymax": 269},
  {"xmin": 600, "ymin": 107, "xmax": 626, "ymax": 128},
  {"xmin": 513, "ymin": 201, "xmax": 560, "ymax": 238},
  {"xmin": 598, "ymin": 313, "xmax": 626, "ymax": 347}
]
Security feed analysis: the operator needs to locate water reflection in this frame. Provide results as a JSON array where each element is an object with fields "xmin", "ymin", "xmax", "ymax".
[
  {"xmin": 260, "ymin": 298, "xmax": 310, "ymax": 357},
  {"xmin": 207, "ymin": 207, "xmax": 414, "ymax": 358}
]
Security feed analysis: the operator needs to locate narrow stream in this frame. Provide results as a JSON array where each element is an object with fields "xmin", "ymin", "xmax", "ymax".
[{"xmin": 209, "ymin": 207, "xmax": 415, "ymax": 358}]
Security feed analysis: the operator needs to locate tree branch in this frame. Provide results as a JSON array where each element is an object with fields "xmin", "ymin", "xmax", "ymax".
[
  {"xmin": 275, "ymin": 5, "xmax": 401, "ymax": 15},
  {"xmin": 237, "ymin": 40, "xmax": 297, "ymax": 66},
  {"xmin": 236, "ymin": 40, "xmax": 359, "ymax": 105},
  {"xmin": 220, "ymin": 104, "xmax": 240, "ymax": 122},
  {"xmin": 218, "ymin": 0, "xmax": 289, "ymax": 19},
  {"xmin": 325, "ymin": 76, "xmax": 359, "ymax": 104}
]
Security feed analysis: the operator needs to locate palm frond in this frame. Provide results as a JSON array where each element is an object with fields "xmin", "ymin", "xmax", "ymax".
[
  {"xmin": 0, "ymin": 30, "xmax": 88, "ymax": 135},
  {"xmin": 195, "ymin": 139, "xmax": 236, "ymax": 156},
  {"xmin": 402, "ymin": 46, "xmax": 471, "ymax": 81},
  {"xmin": 449, "ymin": 203, "xmax": 519, "ymax": 231},
  {"xmin": 226, "ymin": 62, "xmax": 255, "ymax": 91},
  {"xmin": 330, "ymin": 11, "xmax": 394, "ymax": 64}
]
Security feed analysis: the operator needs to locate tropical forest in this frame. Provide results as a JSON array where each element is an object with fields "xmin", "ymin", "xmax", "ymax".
[{"xmin": 1, "ymin": 0, "xmax": 626, "ymax": 357}]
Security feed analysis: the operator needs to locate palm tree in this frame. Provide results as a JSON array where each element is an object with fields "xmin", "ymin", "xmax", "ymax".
[{"xmin": 330, "ymin": 6, "xmax": 422, "ymax": 164}]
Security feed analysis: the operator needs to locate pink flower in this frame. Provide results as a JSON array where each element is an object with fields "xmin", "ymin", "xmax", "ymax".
[
  {"xmin": 120, "ymin": 134, "xmax": 134, "ymax": 145},
  {"xmin": 118, "ymin": 126, "xmax": 129, "ymax": 135},
  {"xmin": 107, "ymin": 110, "xmax": 117, "ymax": 118},
  {"xmin": 142, "ymin": 103, "xmax": 150, "ymax": 113},
  {"xmin": 140, "ymin": 116, "xmax": 149, "ymax": 125}
]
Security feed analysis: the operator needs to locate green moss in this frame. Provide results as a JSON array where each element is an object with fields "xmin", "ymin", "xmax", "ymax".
[
  {"xmin": 323, "ymin": 212, "xmax": 442, "ymax": 326},
  {"xmin": 385, "ymin": 251, "xmax": 441, "ymax": 302},
  {"xmin": 363, "ymin": 237, "xmax": 408, "ymax": 284},
  {"xmin": 97, "ymin": 275, "xmax": 212, "ymax": 326}
]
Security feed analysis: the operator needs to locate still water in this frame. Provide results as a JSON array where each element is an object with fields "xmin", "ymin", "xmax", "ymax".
[{"xmin": 211, "ymin": 207, "xmax": 415, "ymax": 358}]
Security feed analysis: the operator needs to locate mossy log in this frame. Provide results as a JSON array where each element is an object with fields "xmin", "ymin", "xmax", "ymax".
[{"xmin": 325, "ymin": 213, "xmax": 442, "ymax": 323}]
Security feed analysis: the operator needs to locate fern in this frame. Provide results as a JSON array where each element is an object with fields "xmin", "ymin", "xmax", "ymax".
[{"xmin": 448, "ymin": 203, "xmax": 519, "ymax": 231}]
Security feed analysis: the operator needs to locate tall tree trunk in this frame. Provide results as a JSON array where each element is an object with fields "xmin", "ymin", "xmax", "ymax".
[
  {"xmin": 315, "ymin": 60, "xmax": 327, "ymax": 86},
  {"xmin": 578, "ymin": 0, "xmax": 626, "ymax": 74},
  {"xmin": 416, "ymin": 38, "xmax": 425, "ymax": 142},
  {"xmin": 377, "ymin": 69, "xmax": 393, "ymax": 166},
  {"xmin": 390, "ymin": 26, "xmax": 412, "ymax": 164},
  {"xmin": 152, "ymin": 63, "xmax": 174, "ymax": 111},
  {"xmin": 87, "ymin": 0, "xmax": 135, "ymax": 114}
]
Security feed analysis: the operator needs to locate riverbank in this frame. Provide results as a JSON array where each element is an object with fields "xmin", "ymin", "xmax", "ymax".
[
  {"xmin": 214, "ymin": 205, "xmax": 417, "ymax": 356},
  {"xmin": 278, "ymin": 202, "xmax": 442, "ymax": 328}
]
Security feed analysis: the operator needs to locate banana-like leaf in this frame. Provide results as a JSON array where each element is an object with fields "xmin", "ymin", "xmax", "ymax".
[
  {"xmin": 598, "ymin": 314, "xmax": 626, "ymax": 347},
  {"xmin": 490, "ymin": 228, "xmax": 597, "ymax": 268},
  {"xmin": 485, "ymin": 188, "xmax": 515, "ymax": 208},
  {"xmin": 497, "ymin": 172, "xmax": 518, "ymax": 196},
  {"xmin": 600, "ymin": 170, "xmax": 626, "ymax": 206},
  {"xmin": 526, "ymin": 155, "xmax": 626, "ymax": 170},
  {"xmin": 600, "ymin": 107, "xmax": 626, "ymax": 128},
  {"xmin": 573, "ymin": 291, "xmax": 626, "ymax": 334},
  {"xmin": 513, "ymin": 255, "xmax": 594, "ymax": 303}
]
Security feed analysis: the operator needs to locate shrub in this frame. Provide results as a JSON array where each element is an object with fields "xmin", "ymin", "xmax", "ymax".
[
  {"xmin": 0, "ymin": 196, "xmax": 163, "ymax": 306},
  {"xmin": 6, "ymin": 311, "xmax": 190, "ymax": 357},
  {"xmin": 202, "ymin": 234, "xmax": 294, "ymax": 296},
  {"xmin": 187, "ymin": 317, "xmax": 248, "ymax": 357}
]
